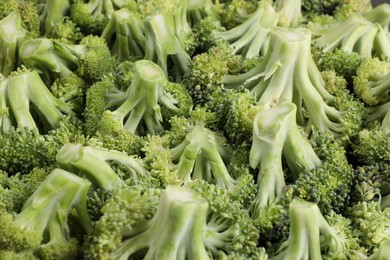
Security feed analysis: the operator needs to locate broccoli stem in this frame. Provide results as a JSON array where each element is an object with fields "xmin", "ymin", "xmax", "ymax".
[
  {"xmin": 110, "ymin": 60, "xmax": 167, "ymax": 134},
  {"xmin": 111, "ymin": 186, "xmax": 210, "ymax": 260},
  {"xmin": 14, "ymin": 169, "xmax": 91, "ymax": 240},
  {"xmin": 144, "ymin": 10, "xmax": 191, "ymax": 79},
  {"xmin": 56, "ymin": 144, "xmax": 126, "ymax": 190}
]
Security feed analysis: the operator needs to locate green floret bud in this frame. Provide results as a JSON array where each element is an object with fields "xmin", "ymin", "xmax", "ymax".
[
  {"xmin": 315, "ymin": 49, "xmax": 363, "ymax": 85},
  {"xmin": 354, "ymin": 57, "xmax": 390, "ymax": 106},
  {"xmin": 0, "ymin": 0, "xmax": 40, "ymax": 38},
  {"xmin": 47, "ymin": 17, "xmax": 83, "ymax": 44},
  {"xmin": 220, "ymin": 0, "xmax": 258, "ymax": 29},
  {"xmin": 346, "ymin": 200, "xmax": 390, "ymax": 253},
  {"xmin": 351, "ymin": 128, "xmax": 390, "ymax": 164},
  {"xmin": 295, "ymin": 131, "xmax": 355, "ymax": 213},
  {"xmin": 0, "ymin": 11, "xmax": 27, "ymax": 76},
  {"xmin": 333, "ymin": 0, "xmax": 372, "ymax": 20},
  {"xmin": 91, "ymin": 185, "xmax": 210, "ymax": 259}
]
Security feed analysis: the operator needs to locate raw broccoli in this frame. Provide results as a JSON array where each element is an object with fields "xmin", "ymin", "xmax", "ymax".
[
  {"xmin": 39, "ymin": 0, "xmax": 71, "ymax": 36},
  {"xmin": 346, "ymin": 200, "xmax": 390, "ymax": 254},
  {"xmin": 272, "ymin": 199, "xmax": 363, "ymax": 259},
  {"xmin": 215, "ymin": 1, "xmax": 279, "ymax": 58},
  {"xmin": 0, "ymin": 11, "xmax": 27, "ymax": 76},
  {"xmin": 143, "ymin": 9, "xmax": 191, "ymax": 81},
  {"xmin": 56, "ymin": 143, "xmax": 146, "ymax": 190},
  {"xmin": 223, "ymin": 26, "xmax": 365, "ymax": 137},
  {"xmin": 311, "ymin": 13, "xmax": 390, "ymax": 60},
  {"xmin": 248, "ymin": 102, "xmax": 321, "ymax": 222},
  {"xmin": 101, "ymin": 8, "xmax": 145, "ymax": 61},
  {"xmin": 97, "ymin": 60, "xmax": 192, "ymax": 135},
  {"xmin": 0, "ymin": 0, "xmax": 40, "ymax": 38},
  {"xmin": 19, "ymin": 35, "xmax": 114, "ymax": 83},
  {"xmin": 0, "ymin": 68, "xmax": 74, "ymax": 133},
  {"xmin": 354, "ymin": 57, "xmax": 390, "ymax": 106},
  {"xmin": 0, "ymin": 168, "xmax": 91, "ymax": 259}
]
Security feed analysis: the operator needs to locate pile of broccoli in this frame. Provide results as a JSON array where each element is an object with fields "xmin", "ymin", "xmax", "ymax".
[{"xmin": 0, "ymin": 0, "xmax": 389, "ymax": 259}]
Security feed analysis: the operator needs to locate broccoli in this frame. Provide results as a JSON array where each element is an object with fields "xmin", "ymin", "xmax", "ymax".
[
  {"xmin": 223, "ymin": 26, "xmax": 365, "ymax": 137},
  {"xmin": 0, "ymin": 0, "xmax": 40, "ymax": 38},
  {"xmin": 0, "ymin": 11, "xmax": 27, "ymax": 76},
  {"xmin": 363, "ymin": 3, "xmax": 390, "ymax": 32},
  {"xmin": 0, "ymin": 68, "xmax": 74, "ymax": 133},
  {"xmin": 354, "ymin": 57, "xmax": 390, "ymax": 106},
  {"xmin": 39, "ymin": 0, "xmax": 71, "ymax": 36},
  {"xmin": 143, "ymin": 9, "xmax": 191, "ymax": 81},
  {"xmin": 215, "ymin": 1, "xmax": 279, "ymax": 58},
  {"xmin": 272, "ymin": 199, "xmax": 363, "ymax": 259},
  {"xmin": 19, "ymin": 35, "xmax": 114, "ymax": 83},
  {"xmin": 311, "ymin": 13, "xmax": 390, "ymax": 60},
  {"xmin": 248, "ymin": 102, "xmax": 321, "ymax": 221},
  {"xmin": 101, "ymin": 8, "xmax": 145, "ymax": 61},
  {"xmin": 56, "ymin": 143, "xmax": 146, "ymax": 190},
  {"xmin": 346, "ymin": 200, "xmax": 390, "ymax": 254},
  {"xmin": 97, "ymin": 60, "xmax": 192, "ymax": 135},
  {"xmin": 0, "ymin": 168, "xmax": 91, "ymax": 259}
]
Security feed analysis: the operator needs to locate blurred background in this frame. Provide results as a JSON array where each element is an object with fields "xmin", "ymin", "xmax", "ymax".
[{"xmin": 372, "ymin": 0, "xmax": 389, "ymax": 6}]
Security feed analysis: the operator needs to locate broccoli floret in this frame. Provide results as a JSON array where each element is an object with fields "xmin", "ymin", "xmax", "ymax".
[
  {"xmin": 56, "ymin": 143, "xmax": 146, "ymax": 190},
  {"xmin": 0, "ymin": 0, "xmax": 40, "ymax": 38},
  {"xmin": 315, "ymin": 49, "xmax": 363, "ymax": 85},
  {"xmin": 101, "ymin": 8, "xmax": 145, "ymax": 61},
  {"xmin": 223, "ymin": 26, "xmax": 365, "ymax": 137},
  {"xmin": 69, "ymin": 0, "xmax": 115, "ymax": 35},
  {"xmin": 248, "ymin": 102, "xmax": 322, "ymax": 222},
  {"xmin": 354, "ymin": 57, "xmax": 390, "ymax": 106},
  {"xmin": 39, "ymin": 0, "xmax": 71, "ymax": 36},
  {"xmin": 143, "ymin": 9, "xmax": 191, "ymax": 81},
  {"xmin": 218, "ymin": 0, "xmax": 257, "ymax": 30},
  {"xmin": 85, "ymin": 184, "xmax": 162, "ymax": 259},
  {"xmin": 311, "ymin": 13, "xmax": 390, "ymax": 60},
  {"xmin": 0, "ymin": 167, "xmax": 49, "ymax": 213},
  {"xmin": 19, "ymin": 35, "xmax": 114, "ymax": 84},
  {"xmin": 346, "ymin": 200, "xmax": 390, "ymax": 254},
  {"xmin": 272, "ymin": 199, "xmax": 363, "ymax": 259},
  {"xmin": 333, "ymin": 0, "xmax": 372, "ymax": 20},
  {"xmin": 295, "ymin": 130, "xmax": 355, "ymax": 213},
  {"xmin": 99, "ymin": 60, "xmax": 192, "ymax": 135},
  {"xmin": 0, "ymin": 169, "xmax": 90, "ymax": 258},
  {"xmin": 0, "ymin": 11, "xmax": 27, "ymax": 76},
  {"xmin": 46, "ymin": 17, "xmax": 83, "ymax": 44},
  {"xmin": 0, "ymin": 68, "xmax": 74, "ymax": 133},
  {"xmin": 216, "ymin": 1, "xmax": 279, "ymax": 58}
]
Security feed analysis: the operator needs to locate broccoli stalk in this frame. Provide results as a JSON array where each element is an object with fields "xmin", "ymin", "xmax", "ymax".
[
  {"xmin": 311, "ymin": 13, "xmax": 390, "ymax": 59},
  {"xmin": 0, "ymin": 11, "xmax": 26, "ymax": 76},
  {"xmin": 274, "ymin": 0, "xmax": 302, "ymax": 27},
  {"xmin": 249, "ymin": 102, "xmax": 321, "ymax": 221},
  {"xmin": 144, "ymin": 10, "xmax": 191, "ymax": 80},
  {"xmin": 39, "ymin": 0, "xmax": 71, "ymax": 36},
  {"xmin": 110, "ymin": 186, "xmax": 210, "ymax": 260},
  {"xmin": 223, "ymin": 26, "xmax": 364, "ymax": 136},
  {"xmin": 272, "ymin": 199, "xmax": 361, "ymax": 259},
  {"xmin": 170, "ymin": 124, "xmax": 236, "ymax": 191},
  {"xmin": 362, "ymin": 3, "xmax": 390, "ymax": 32},
  {"xmin": 0, "ymin": 169, "xmax": 91, "ymax": 258},
  {"xmin": 56, "ymin": 143, "xmax": 146, "ymax": 190},
  {"xmin": 216, "ymin": 1, "xmax": 279, "ymax": 58},
  {"xmin": 100, "ymin": 60, "xmax": 191, "ymax": 135},
  {"xmin": 0, "ymin": 69, "xmax": 74, "ymax": 133},
  {"xmin": 101, "ymin": 8, "xmax": 145, "ymax": 61}
]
